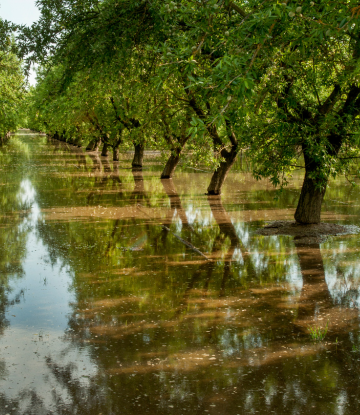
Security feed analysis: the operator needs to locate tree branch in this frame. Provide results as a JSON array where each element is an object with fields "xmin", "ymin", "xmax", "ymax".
[{"xmin": 227, "ymin": 1, "xmax": 247, "ymax": 17}]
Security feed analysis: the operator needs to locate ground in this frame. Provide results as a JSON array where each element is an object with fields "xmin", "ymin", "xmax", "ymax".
[{"xmin": 256, "ymin": 221, "xmax": 360, "ymax": 244}]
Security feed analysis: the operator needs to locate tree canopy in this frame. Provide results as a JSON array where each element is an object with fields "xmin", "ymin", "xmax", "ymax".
[
  {"xmin": 0, "ymin": 19, "xmax": 25, "ymax": 141},
  {"xmin": 4, "ymin": 0, "xmax": 360, "ymax": 223}
]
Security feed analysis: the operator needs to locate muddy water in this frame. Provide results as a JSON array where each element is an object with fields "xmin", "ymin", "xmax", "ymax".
[{"xmin": 1, "ymin": 133, "xmax": 360, "ymax": 415}]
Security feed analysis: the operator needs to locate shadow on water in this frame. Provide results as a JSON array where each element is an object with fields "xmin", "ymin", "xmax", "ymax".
[{"xmin": 2, "ymin": 135, "xmax": 360, "ymax": 414}]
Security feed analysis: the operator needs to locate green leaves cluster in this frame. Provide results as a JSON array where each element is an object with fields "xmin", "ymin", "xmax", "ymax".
[
  {"xmin": 0, "ymin": 20, "xmax": 26, "ymax": 140},
  {"xmin": 0, "ymin": 50, "xmax": 25, "ymax": 140},
  {"xmin": 21, "ymin": 1, "xmax": 360, "ymax": 197}
]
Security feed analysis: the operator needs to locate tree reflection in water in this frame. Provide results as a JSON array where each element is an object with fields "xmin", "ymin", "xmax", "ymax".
[
  {"xmin": 295, "ymin": 240, "xmax": 333, "ymax": 325},
  {"xmin": 41, "ymin": 178, "xmax": 360, "ymax": 413},
  {"xmin": 0, "ymin": 140, "xmax": 32, "ymax": 335},
  {"xmin": 2, "ymin": 137, "xmax": 360, "ymax": 414}
]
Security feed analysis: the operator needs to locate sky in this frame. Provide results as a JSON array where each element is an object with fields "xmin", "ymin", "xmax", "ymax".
[
  {"xmin": 0, "ymin": 0, "xmax": 40, "ymax": 27},
  {"xmin": 0, "ymin": 0, "xmax": 41, "ymax": 85}
]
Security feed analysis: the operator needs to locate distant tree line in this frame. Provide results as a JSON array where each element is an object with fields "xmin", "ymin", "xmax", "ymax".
[{"xmin": 0, "ymin": 19, "xmax": 25, "ymax": 143}]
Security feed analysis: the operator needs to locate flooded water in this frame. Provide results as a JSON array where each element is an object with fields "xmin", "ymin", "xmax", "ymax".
[{"xmin": 1, "ymin": 132, "xmax": 360, "ymax": 414}]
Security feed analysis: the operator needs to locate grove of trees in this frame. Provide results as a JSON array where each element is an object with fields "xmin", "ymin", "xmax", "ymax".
[
  {"xmin": 0, "ymin": 20, "xmax": 25, "ymax": 142},
  {"xmin": 3, "ymin": 0, "xmax": 360, "ymax": 224}
]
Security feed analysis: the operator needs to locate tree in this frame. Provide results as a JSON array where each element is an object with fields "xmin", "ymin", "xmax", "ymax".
[
  {"xmin": 237, "ymin": 1, "xmax": 360, "ymax": 223},
  {"xmin": 0, "ymin": 21, "xmax": 25, "ymax": 142},
  {"xmin": 21, "ymin": 0, "xmax": 360, "ymax": 223}
]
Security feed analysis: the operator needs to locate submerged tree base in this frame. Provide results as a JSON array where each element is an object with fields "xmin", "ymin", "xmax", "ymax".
[{"xmin": 257, "ymin": 221, "xmax": 359, "ymax": 244}]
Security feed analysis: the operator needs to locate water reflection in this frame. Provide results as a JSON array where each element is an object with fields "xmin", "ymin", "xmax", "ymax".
[
  {"xmin": 0, "ymin": 137, "xmax": 98, "ymax": 414},
  {"xmin": 296, "ymin": 241, "xmax": 333, "ymax": 322},
  {"xmin": 1, "ymin": 135, "xmax": 360, "ymax": 414},
  {"xmin": 0, "ymin": 143, "xmax": 33, "ymax": 337}
]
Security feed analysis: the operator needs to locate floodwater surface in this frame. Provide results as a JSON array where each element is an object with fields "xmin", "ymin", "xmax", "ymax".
[{"xmin": 1, "ymin": 133, "xmax": 360, "ymax": 414}]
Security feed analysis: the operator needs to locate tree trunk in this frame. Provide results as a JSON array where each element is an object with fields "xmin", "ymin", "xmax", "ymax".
[
  {"xmin": 207, "ymin": 146, "xmax": 238, "ymax": 195},
  {"xmin": 112, "ymin": 136, "xmax": 122, "ymax": 161},
  {"xmin": 86, "ymin": 137, "xmax": 101, "ymax": 151},
  {"xmin": 132, "ymin": 143, "xmax": 144, "ymax": 168},
  {"xmin": 294, "ymin": 171, "xmax": 327, "ymax": 224},
  {"xmin": 161, "ymin": 151, "xmax": 181, "ymax": 179},
  {"xmin": 86, "ymin": 138, "xmax": 96, "ymax": 151},
  {"xmin": 101, "ymin": 142, "xmax": 109, "ymax": 157},
  {"xmin": 94, "ymin": 138, "xmax": 102, "ymax": 152},
  {"xmin": 113, "ymin": 147, "xmax": 120, "ymax": 161},
  {"xmin": 161, "ymin": 133, "xmax": 190, "ymax": 179}
]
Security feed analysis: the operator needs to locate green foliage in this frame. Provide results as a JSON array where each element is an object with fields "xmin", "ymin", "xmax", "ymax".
[
  {"xmin": 19, "ymin": 1, "xmax": 360, "ymax": 218},
  {"xmin": 308, "ymin": 321, "xmax": 329, "ymax": 341},
  {"xmin": 0, "ymin": 41, "xmax": 26, "ymax": 139}
]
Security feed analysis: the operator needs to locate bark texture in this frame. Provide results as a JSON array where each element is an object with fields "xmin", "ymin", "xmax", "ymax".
[
  {"xmin": 294, "ymin": 172, "xmax": 327, "ymax": 224},
  {"xmin": 112, "ymin": 135, "xmax": 123, "ymax": 161},
  {"xmin": 113, "ymin": 147, "xmax": 120, "ymax": 161},
  {"xmin": 186, "ymin": 91, "xmax": 239, "ymax": 195},
  {"xmin": 101, "ymin": 142, "xmax": 109, "ymax": 157},
  {"xmin": 132, "ymin": 143, "xmax": 144, "ymax": 168},
  {"xmin": 161, "ymin": 151, "xmax": 181, "ymax": 179},
  {"xmin": 207, "ymin": 146, "xmax": 239, "ymax": 195}
]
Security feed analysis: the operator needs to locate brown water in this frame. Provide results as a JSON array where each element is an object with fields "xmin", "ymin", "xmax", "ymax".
[{"xmin": 1, "ymin": 133, "xmax": 360, "ymax": 415}]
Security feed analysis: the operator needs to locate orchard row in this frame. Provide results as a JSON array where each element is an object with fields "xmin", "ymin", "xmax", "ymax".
[{"xmin": 3, "ymin": 1, "xmax": 360, "ymax": 223}]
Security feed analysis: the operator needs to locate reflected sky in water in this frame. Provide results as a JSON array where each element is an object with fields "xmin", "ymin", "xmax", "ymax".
[
  {"xmin": 1, "ymin": 134, "xmax": 360, "ymax": 414},
  {"xmin": 1, "ymin": 167, "xmax": 98, "ymax": 413}
]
